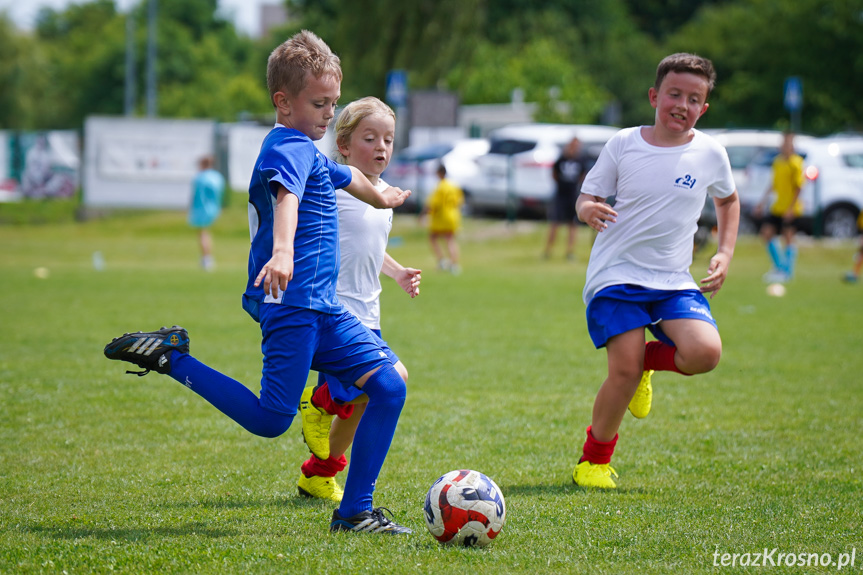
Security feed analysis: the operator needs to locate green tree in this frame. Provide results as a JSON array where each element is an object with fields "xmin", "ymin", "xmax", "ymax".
[
  {"xmin": 14, "ymin": 0, "xmax": 270, "ymax": 128},
  {"xmin": 287, "ymin": 0, "xmax": 642, "ymax": 125},
  {"xmin": 287, "ymin": 0, "xmax": 486, "ymax": 104},
  {"xmin": 11, "ymin": 0, "xmax": 859, "ymax": 134},
  {"xmin": 34, "ymin": 1, "xmax": 126, "ymax": 129},
  {"xmin": 446, "ymin": 32, "xmax": 609, "ymax": 124},
  {"xmin": 621, "ymin": 0, "xmax": 730, "ymax": 40},
  {"xmin": 667, "ymin": 0, "xmax": 863, "ymax": 133},
  {"xmin": 0, "ymin": 16, "xmax": 48, "ymax": 129}
]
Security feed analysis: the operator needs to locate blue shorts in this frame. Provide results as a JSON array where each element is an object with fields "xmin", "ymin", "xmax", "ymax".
[
  {"xmin": 317, "ymin": 328, "xmax": 399, "ymax": 404},
  {"xmin": 586, "ymin": 284, "xmax": 717, "ymax": 349},
  {"xmin": 258, "ymin": 304, "xmax": 393, "ymax": 415}
]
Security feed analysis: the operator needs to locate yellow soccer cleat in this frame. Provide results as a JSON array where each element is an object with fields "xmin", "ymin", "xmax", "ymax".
[
  {"xmin": 298, "ymin": 473, "xmax": 343, "ymax": 502},
  {"xmin": 628, "ymin": 370, "xmax": 654, "ymax": 419},
  {"xmin": 300, "ymin": 386, "xmax": 334, "ymax": 460},
  {"xmin": 573, "ymin": 460, "xmax": 619, "ymax": 489}
]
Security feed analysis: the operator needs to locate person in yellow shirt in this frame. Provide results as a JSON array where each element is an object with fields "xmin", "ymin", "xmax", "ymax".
[
  {"xmin": 424, "ymin": 163, "xmax": 464, "ymax": 274},
  {"xmin": 755, "ymin": 132, "xmax": 804, "ymax": 282}
]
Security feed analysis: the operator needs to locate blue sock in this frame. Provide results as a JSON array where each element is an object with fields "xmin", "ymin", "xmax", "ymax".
[
  {"xmin": 767, "ymin": 239, "xmax": 785, "ymax": 270},
  {"xmin": 337, "ymin": 364, "xmax": 406, "ymax": 518},
  {"xmin": 168, "ymin": 351, "xmax": 293, "ymax": 438},
  {"xmin": 784, "ymin": 245, "xmax": 798, "ymax": 277}
]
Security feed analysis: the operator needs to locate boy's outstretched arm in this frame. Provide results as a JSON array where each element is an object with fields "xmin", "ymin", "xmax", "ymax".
[
  {"xmin": 254, "ymin": 186, "xmax": 298, "ymax": 298},
  {"xmin": 344, "ymin": 166, "xmax": 410, "ymax": 209},
  {"xmin": 382, "ymin": 252, "xmax": 421, "ymax": 298},
  {"xmin": 700, "ymin": 191, "xmax": 740, "ymax": 297}
]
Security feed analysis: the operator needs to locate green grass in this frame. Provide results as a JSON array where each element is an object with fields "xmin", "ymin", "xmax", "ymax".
[{"xmin": 1, "ymin": 201, "xmax": 862, "ymax": 574}]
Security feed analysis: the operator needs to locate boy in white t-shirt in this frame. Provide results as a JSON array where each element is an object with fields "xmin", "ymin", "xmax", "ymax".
[
  {"xmin": 297, "ymin": 97, "xmax": 422, "ymax": 502},
  {"xmin": 573, "ymin": 53, "xmax": 740, "ymax": 489}
]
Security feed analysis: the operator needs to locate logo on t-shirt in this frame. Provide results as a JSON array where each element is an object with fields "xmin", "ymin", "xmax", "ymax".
[{"xmin": 674, "ymin": 174, "xmax": 697, "ymax": 189}]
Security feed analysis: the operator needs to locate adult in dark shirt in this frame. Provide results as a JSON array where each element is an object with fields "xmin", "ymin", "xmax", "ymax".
[{"xmin": 544, "ymin": 137, "xmax": 588, "ymax": 260}]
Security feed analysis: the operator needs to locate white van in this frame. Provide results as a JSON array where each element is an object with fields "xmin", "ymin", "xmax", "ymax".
[{"xmin": 462, "ymin": 123, "xmax": 619, "ymax": 216}]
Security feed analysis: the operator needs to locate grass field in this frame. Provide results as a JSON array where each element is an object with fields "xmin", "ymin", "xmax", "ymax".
[{"xmin": 1, "ymin": 200, "xmax": 861, "ymax": 574}]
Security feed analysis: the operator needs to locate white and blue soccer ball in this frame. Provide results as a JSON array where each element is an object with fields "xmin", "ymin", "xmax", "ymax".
[{"xmin": 423, "ymin": 469, "xmax": 506, "ymax": 547}]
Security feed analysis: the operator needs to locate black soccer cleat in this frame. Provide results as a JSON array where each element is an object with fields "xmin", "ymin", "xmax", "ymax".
[
  {"xmin": 330, "ymin": 507, "xmax": 412, "ymax": 534},
  {"xmin": 104, "ymin": 326, "xmax": 189, "ymax": 376}
]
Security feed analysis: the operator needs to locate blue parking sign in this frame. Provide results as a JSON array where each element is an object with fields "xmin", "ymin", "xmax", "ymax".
[
  {"xmin": 784, "ymin": 76, "xmax": 802, "ymax": 112},
  {"xmin": 386, "ymin": 70, "xmax": 408, "ymax": 108}
]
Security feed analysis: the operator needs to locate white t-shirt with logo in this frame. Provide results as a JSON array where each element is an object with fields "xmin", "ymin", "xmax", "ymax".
[
  {"xmin": 581, "ymin": 127, "xmax": 735, "ymax": 305},
  {"xmin": 335, "ymin": 179, "xmax": 393, "ymax": 329}
]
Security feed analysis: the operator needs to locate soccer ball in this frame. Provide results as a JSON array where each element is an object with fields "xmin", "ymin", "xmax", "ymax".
[
  {"xmin": 766, "ymin": 282, "xmax": 787, "ymax": 297},
  {"xmin": 423, "ymin": 469, "xmax": 506, "ymax": 547}
]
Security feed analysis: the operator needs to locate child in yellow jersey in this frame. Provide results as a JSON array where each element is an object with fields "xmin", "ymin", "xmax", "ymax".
[
  {"xmin": 754, "ymin": 132, "xmax": 804, "ymax": 283},
  {"xmin": 425, "ymin": 163, "xmax": 465, "ymax": 273}
]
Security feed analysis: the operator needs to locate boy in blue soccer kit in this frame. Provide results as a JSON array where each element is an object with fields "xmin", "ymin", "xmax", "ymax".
[{"xmin": 105, "ymin": 30, "xmax": 412, "ymax": 533}]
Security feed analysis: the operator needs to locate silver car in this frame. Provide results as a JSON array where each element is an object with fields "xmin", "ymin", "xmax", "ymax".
[
  {"xmin": 462, "ymin": 123, "xmax": 619, "ymax": 216},
  {"xmin": 383, "ymin": 138, "xmax": 489, "ymax": 211}
]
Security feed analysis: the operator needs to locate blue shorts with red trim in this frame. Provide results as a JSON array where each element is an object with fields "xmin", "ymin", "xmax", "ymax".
[
  {"xmin": 317, "ymin": 327, "xmax": 399, "ymax": 404},
  {"xmin": 586, "ymin": 284, "xmax": 717, "ymax": 349},
  {"xmin": 257, "ymin": 304, "xmax": 393, "ymax": 415}
]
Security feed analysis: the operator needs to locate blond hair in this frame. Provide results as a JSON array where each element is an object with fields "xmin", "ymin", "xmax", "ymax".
[
  {"xmin": 266, "ymin": 30, "xmax": 342, "ymax": 106},
  {"xmin": 333, "ymin": 97, "xmax": 396, "ymax": 163}
]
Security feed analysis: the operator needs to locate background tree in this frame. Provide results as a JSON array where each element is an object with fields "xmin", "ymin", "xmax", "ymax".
[
  {"xmin": 286, "ymin": 0, "xmax": 649, "ymax": 125},
  {"xmin": 668, "ymin": 0, "xmax": 863, "ymax": 134},
  {"xmin": 10, "ymin": 0, "xmax": 269, "ymax": 128},
  {"xmin": 0, "ymin": 15, "xmax": 48, "ymax": 129},
  {"xmin": 1, "ymin": 0, "xmax": 861, "ymax": 134},
  {"xmin": 34, "ymin": 1, "xmax": 126, "ymax": 129},
  {"xmin": 284, "ymin": 0, "xmax": 486, "ymax": 104},
  {"xmin": 621, "ymin": 0, "xmax": 730, "ymax": 40}
]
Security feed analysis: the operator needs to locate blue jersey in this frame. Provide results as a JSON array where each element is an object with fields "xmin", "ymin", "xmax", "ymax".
[{"xmin": 242, "ymin": 126, "xmax": 353, "ymax": 321}]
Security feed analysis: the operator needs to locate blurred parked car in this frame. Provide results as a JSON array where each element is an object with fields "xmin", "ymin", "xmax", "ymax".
[
  {"xmin": 382, "ymin": 138, "xmax": 489, "ymax": 211},
  {"xmin": 745, "ymin": 136, "xmax": 863, "ymax": 238},
  {"xmin": 461, "ymin": 123, "xmax": 619, "ymax": 216}
]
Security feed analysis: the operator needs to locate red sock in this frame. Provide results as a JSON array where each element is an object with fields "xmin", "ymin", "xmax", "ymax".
[
  {"xmin": 312, "ymin": 382, "xmax": 355, "ymax": 419},
  {"xmin": 301, "ymin": 454, "xmax": 347, "ymax": 478},
  {"xmin": 581, "ymin": 426, "xmax": 618, "ymax": 465},
  {"xmin": 643, "ymin": 341, "xmax": 688, "ymax": 375}
]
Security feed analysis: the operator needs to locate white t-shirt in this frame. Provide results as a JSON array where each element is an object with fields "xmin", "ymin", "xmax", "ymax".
[
  {"xmin": 581, "ymin": 127, "xmax": 735, "ymax": 304},
  {"xmin": 335, "ymin": 179, "xmax": 393, "ymax": 329}
]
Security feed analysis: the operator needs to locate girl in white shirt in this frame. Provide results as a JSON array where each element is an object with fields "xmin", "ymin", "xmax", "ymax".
[{"xmin": 297, "ymin": 97, "xmax": 421, "ymax": 502}]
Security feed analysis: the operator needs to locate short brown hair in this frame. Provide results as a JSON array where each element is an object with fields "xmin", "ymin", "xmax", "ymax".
[
  {"xmin": 334, "ymin": 97, "xmax": 396, "ymax": 163},
  {"xmin": 266, "ymin": 30, "xmax": 342, "ymax": 106},
  {"xmin": 655, "ymin": 53, "xmax": 716, "ymax": 96}
]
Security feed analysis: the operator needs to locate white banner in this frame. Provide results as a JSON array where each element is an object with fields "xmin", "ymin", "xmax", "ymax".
[
  {"xmin": 224, "ymin": 122, "xmax": 337, "ymax": 194},
  {"xmin": 83, "ymin": 116, "xmax": 217, "ymax": 209}
]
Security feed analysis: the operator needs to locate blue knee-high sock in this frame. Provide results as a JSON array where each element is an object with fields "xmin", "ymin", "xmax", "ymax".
[
  {"xmin": 784, "ymin": 245, "xmax": 798, "ymax": 277},
  {"xmin": 338, "ymin": 364, "xmax": 406, "ymax": 518},
  {"xmin": 168, "ymin": 351, "xmax": 293, "ymax": 438},
  {"xmin": 767, "ymin": 238, "xmax": 785, "ymax": 270}
]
